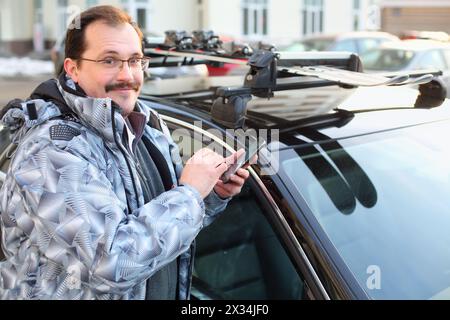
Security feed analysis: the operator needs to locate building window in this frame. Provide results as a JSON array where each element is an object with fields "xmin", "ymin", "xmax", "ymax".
[
  {"xmin": 137, "ymin": 8, "xmax": 147, "ymax": 29},
  {"xmin": 242, "ymin": 0, "xmax": 268, "ymax": 37},
  {"xmin": 34, "ymin": 0, "xmax": 44, "ymax": 24},
  {"xmin": 57, "ymin": 0, "xmax": 69, "ymax": 38},
  {"xmin": 353, "ymin": 0, "xmax": 360, "ymax": 30},
  {"xmin": 302, "ymin": 0, "xmax": 323, "ymax": 36},
  {"xmin": 121, "ymin": 0, "xmax": 151, "ymax": 31}
]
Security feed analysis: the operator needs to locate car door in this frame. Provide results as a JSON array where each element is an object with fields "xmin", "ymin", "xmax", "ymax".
[{"xmin": 159, "ymin": 113, "xmax": 320, "ymax": 300}]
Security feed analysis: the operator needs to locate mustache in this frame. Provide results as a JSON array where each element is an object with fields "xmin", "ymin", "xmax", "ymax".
[{"xmin": 105, "ymin": 82, "xmax": 140, "ymax": 92}]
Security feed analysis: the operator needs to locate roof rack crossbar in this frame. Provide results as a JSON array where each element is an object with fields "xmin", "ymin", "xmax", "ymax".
[{"xmin": 143, "ymin": 30, "xmax": 442, "ymax": 128}]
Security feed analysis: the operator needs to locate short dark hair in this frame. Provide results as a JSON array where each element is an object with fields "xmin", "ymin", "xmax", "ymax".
[{"xmin": 65, "ymin": 5, "xmax": 143, "ymax": 61}]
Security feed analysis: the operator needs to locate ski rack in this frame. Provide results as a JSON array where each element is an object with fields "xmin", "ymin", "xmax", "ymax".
[
  {"xmin": 144, "ymin": 30, "xmax": 253, "ymax": 68},
  {"xmin": 143, "ymin": 31, "xmax": 443, "ymax": 128},
  {"xmin": 145, "ymin": 45, "xmax": 441, "ymax": 92},
  {"xmin": 209, "ymin": 50, "xmax": 442, "ymax": 127}
]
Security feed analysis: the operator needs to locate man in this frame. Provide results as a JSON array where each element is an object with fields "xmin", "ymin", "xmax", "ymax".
[{"xmin": 0, "ymin": 5, "xmax": 249, "ymax": 299}]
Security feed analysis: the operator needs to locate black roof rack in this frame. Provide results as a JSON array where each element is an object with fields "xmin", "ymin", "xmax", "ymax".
[{"xmin": 145, "ymin": 30, "xmax": 444, "ymax": 128}]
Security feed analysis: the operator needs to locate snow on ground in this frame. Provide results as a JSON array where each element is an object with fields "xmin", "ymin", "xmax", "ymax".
[{"xmin": 0, "ymin": 57, "xmax": 53, "ymax": 77}]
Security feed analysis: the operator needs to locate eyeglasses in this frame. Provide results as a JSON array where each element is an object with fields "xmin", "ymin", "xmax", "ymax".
[{"xmin": 78, "ymin": 56, "xmax": 150, "ymax": 71}]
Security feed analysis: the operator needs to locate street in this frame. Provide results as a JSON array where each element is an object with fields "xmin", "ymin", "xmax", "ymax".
[{"xmin": 0, "ymin": 75, "xmax": 52, "ymax": 108}]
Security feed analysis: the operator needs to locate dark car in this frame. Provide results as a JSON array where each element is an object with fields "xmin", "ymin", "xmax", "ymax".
[
  {"xmin": 2, "ymin": 57, "xmax": 450, "ymax": 299},
  {"xmin": 133, "ymin": 77, "xmax": 450, "ymax": 300}
]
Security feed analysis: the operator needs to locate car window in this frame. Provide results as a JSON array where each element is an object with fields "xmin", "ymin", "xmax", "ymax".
[
  {"xmin": 194, "ymin": 183, "xmax": 305, "ymax": 299},
  {"xmin": 301, "ymin": 39, "xmax": 334, "ymax": 51},
  {"xmin": 443, "ymin": 50, "xmax": 450, "ymax": 68},
  {"xmin": 361, "ymin": 48, "xmax": 415, "ymax": 71},
  {"xmin": 165, "ymin": 119, "xmax": 306, "ymax": 299},
  {"xmin": 356, "ymin": 38, "xmax": 381, "ymax": 55},
  {"xmin": 284, "ymin": 43, "xmax": 307, "ymax": 52},
  {"xmin": 329, "ymin": 39, "xmax": 358, "ymax": 54},
  {"xmin": 416, "ymin": 50, "xmax": 447, "ymax": 70},
  {"xmin": 279, "ymin": 119, "xmax": 450, "ymax": 299}
]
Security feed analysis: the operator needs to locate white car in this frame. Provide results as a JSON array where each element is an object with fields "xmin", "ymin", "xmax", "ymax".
[
  {"xmin": 361, "ymin": 39, "xmax": 450, "ymax": 97},
  {"xmin": 284, "ymin": 31, "xmax": 400, "ymax": 56}
]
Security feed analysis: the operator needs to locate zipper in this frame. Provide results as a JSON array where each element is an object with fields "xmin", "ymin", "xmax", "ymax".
[
  {"xmin": 110, "ymin": 104, "xmax": 141, "ymax": 213},
  {"xmin": 134, "ymin": 149, "xmax": 152, "ymax": 203}
]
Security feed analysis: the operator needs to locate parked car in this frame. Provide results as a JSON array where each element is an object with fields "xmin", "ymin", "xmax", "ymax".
[
  {"xmin": 361, "ymin": 40, "xmax": 450, "ymax": 97},
  {"xmin": 2, "ymin": 58, "xmax": 450, "ymax": 299},
  {"xmin": 137, "ymin": 76, "xmax": 450, "ymax": 300},
  {"xmin": 400, "ymin": 30, "xmax": 450, "ymax": 42},
  {"xmin": 283, "ymin": 31, "xmax": 399, "ymax": 56}
]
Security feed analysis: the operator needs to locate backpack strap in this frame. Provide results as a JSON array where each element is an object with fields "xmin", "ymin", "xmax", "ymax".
[
  {"xmin": 146, "ymin": 108, "xmax": 180, "ymax": 188},
  {"xmin": 141, "ymin": 135, "xmax": 175, "ymax": 191},
  {"xmin": 29, "ymin": 78, "xmax": 78, "ymax": 121}
]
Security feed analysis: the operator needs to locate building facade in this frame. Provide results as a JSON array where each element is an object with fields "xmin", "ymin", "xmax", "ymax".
[
  {"xmin": 380, "ymin": 0, "xmax": 450, "ymax": 36},
  {"xmin": 0, "ymin": 0, "xmax": 380, "ymax": 56}
]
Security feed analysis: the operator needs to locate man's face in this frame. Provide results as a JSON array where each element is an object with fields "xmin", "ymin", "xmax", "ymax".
[{"xmin": 66, "ymin": 21, "xmax": 144, "ymax": 117}]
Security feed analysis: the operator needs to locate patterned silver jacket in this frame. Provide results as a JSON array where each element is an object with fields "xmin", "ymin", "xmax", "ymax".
[{"xmin": 0, "ymin": 75, "xmax": 229, "ymax": 299}]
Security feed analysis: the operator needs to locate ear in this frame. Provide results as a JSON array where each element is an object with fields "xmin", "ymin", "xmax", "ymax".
[{"xmin": 64, "ymin": 58, "xmax": 79, "ymax": 82}]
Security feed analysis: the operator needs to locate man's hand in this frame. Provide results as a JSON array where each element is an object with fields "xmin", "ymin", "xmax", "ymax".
[
  {"xmin": 214, "ymin": 168, "xmax": 250, "ymax": 199},
  {"xmin": 214, "ymin": 150, "xmax": 256, "ymax": 199},
  {"xmin": 179, "ymin": 148, "xmax": 229, "ymax": 199}
]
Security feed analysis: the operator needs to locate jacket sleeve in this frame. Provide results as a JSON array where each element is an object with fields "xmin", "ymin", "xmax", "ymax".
[
  {"xmin": 11, "ymin": 137, "xmax": 206, "ymax": 296},
  {"xmin": 166, "ymin": 126, "xmax": 231, "ymax": 228}
]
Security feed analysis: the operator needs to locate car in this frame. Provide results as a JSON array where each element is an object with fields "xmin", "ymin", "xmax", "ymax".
[
  {"xmin": 136, "ymin": 72, "xmax": 450, "ymax": 300},
  {"xmin": 284, "ymin": 31, "xmax": 400, "ymax": 56},
  {"xmin": 2, "ymin": 52, "xmax": 450, "ymax": 300},
  {"xmin": 400, "ymin": 30, "xmax": 450, "ymax": 42},
  {"xmin": 360, "ymin": 39, "xmax": 450, "ymax": 97}
]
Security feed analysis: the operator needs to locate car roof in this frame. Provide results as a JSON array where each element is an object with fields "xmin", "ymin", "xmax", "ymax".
[
  {"xmin": 336, "ymin": 31, "xmax": 399, "ymax": 40},
  {"xmin": 245, "ymin": 85, "xmax": 450, "ymax": 139},
  {"xmin": 144, "ymin": 84, "xmax": 450, "ymax": 143},
  {"xmin": 302, "ymin": 31, "xmax": 399, "ymax": 42},
  {"xmin": 379, "ymin": 39, "xmax": 450, "ymax": 51}
]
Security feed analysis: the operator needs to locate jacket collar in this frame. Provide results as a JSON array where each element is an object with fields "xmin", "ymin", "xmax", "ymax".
[{"xmin": 56, "ymin": 73, "xmax": 149, "ymax": 145}]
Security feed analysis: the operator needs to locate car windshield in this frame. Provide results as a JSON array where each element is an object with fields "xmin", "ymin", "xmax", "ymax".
[
  {"xmin": 279, "ymin": 119, "xmax": 450, "ymax": 299},
  {"xmin": 361, "ymin": 48, "xmax": 416, "ymax": 71},
  {"xmin": 300, "ymin": 38, "xmax": 334, "ymax": 51}
]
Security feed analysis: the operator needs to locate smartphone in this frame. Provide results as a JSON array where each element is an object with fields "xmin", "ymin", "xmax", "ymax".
[{"xmin": 220, "ymin": 136, "xmax": 266, "ymax": 183}]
